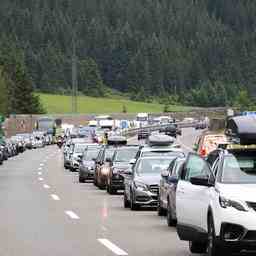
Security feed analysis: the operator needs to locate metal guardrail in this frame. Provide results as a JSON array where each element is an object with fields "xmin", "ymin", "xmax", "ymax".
[{"xmin": 121, "ymin": 121, "xmax": 197, "ymax": 137}]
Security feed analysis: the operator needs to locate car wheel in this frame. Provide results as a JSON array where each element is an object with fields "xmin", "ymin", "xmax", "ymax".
[
  {"xmin": 107, "ymin": 184, "xmax": 116, "ymax": 195},
  {"xmin": 157, "ymin": 196, "xmax": 166, "ymax": 216},
  {"xmin": 206, "ymin": 215, "xmax": 223, "ymax": 256},
  {"xmin": 130, "ymin": 192, "xmax": 139, "ymax": 211},
  {"xmin": 189, "ymin": 241, "xmax": 207, "ymax": 254},
  {"xmin": 167, "ymin": 200, "xmax": 176, "ymax": 227},
  {"xmin": 124, "ymin": 192, "xmax": 130, "ymax": 208}
]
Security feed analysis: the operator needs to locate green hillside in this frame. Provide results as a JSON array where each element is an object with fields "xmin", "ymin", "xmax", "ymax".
[{"xmin": 38, "ymin": 93, "xmax": 191, "ymax": 114}]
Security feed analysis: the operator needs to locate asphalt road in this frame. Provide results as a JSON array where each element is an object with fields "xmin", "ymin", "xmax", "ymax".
[{"xmin": 0, "ymin": 128, "xmax": 202, "ymax": 256}]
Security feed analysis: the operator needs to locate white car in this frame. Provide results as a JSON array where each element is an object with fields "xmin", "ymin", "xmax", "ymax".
[{"xmin": 176, "ymin": 146, "xmax": 256, "ymax": 255}]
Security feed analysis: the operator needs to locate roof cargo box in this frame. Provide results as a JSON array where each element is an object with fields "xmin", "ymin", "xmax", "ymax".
[
  {"xmin": 226, "ymin": 116, "xmax": 256, "ymax": 145},
  {"xmin": 107, "ymin": 135, "xmax": 127, "ymax": 145},
  {"xmin": 148, "ymin": 134, "xmax": 174, "ymax": 146}
]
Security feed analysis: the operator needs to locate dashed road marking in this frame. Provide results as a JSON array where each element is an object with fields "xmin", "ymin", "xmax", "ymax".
[
  {"xmin": 98, "ymin": 239, "xmax": 128, "ymax": 256},
  {"xmin": 40, "ymin": 163, "xmax": 44, "ymax": 167},
  {"xmin": 38, "ymin": 167, "xmax": 42, "ymax": 171},
  {"xmin": 38, "ymin": 172, "xmax": 42, "ymax": 175},
  {"xmin": 51, "ymin": 194, "xmax": 60, "ymax": 201},
  {"xmin": 38, "ymin": 177, "xmax": 44, "ymax": 181},
  {"xmin": 43, "ymin": 184, "xmax": 50, "ymax": 189},
  {"xmin": 65, "ymin": 211, "xmax": 80, "ymax": 220}
]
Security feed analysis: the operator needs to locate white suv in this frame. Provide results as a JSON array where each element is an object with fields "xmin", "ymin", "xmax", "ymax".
[{"xmin": 176, "ymin": 147, "xmax": 256, "ymax": 255}]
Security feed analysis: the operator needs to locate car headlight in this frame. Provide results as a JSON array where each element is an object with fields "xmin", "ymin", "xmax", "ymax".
[
  {"xmin": 101, "ymin": 167, "xmax": 110, "ymax": 175},
  {"xmin": 134, "ymin": 181, "xmax": 148, "ymax": 192},
  {"xmin": 219, "ymin": 196, "xmax": 249, "ymax": 212}
]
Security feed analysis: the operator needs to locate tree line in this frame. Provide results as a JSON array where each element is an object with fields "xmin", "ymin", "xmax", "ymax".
[{"xmin": 0, "ymin": 0, "xmax": 256, "ymax": 107}]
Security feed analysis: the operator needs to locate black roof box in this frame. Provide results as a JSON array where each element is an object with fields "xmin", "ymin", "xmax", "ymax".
[
  {"xmin": 107, "ymin": 135, "xmax": 127, "ymax": 145},
  {"xmin": 226, "ymin": 116, "xmax": 256, "ymax": 145},
  {"xmin": 148, "ymin": 134, "xmax": 174, "ymax": 146}
]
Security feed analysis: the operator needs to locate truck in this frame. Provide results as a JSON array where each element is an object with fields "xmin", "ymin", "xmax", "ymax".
[{"xmin": 136, "ymin": 113, "xmax": 149, "ymax": 127}]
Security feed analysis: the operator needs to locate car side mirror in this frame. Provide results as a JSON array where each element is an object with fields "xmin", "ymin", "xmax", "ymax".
[
  {"xmin": 129, "ymin": 158, "xmax": 136, "ymax": 165},
  {"xmin": 161, "ymin": 170, "xmax": 169, "ymax": 178},
  {"xmin": 190, "ymin": 176, "xmax": 214, "ymax": 187},
  {"xmin": 193, "ymin": 144, "xmax": 199, "ymax": 151}
]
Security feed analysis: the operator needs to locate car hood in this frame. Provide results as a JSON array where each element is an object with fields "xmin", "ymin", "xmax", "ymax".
[
  {"xmin": 217, "ymin": 183, "xmax": 256, "ymax": 202},
  {"xmin": 113, "ymin": 162, "xmax": 130, "ymax": 170},
  {"xmin": 135, "ymin": 174, "xmax": 161, "ymax": 186}
]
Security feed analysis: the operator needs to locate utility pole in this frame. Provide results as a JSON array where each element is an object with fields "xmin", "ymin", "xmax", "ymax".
[{"xmin": 71, "ymin": 31, "xmax": 78, "ymax": 114}]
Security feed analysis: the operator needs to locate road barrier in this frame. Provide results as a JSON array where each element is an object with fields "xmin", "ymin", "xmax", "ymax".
[{"xmin": 121, "ymin": 121, "xmax": 197, "ymax": 137}]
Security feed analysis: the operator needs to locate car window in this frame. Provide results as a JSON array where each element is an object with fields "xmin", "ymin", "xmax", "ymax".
[
  {"xmin": 212, "ymin": 158, "xmax": 220, "ymax": 176},
  {"xmin": 184, "ymin": 154, "xmax": 211, "ymax": 181},
  {"xmin": 206, "ymin": 151, "xmax": 219, "ymax": 167}
]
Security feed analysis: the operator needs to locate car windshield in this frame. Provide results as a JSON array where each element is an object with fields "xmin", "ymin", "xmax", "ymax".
[
  {"xmin": 74, "ymin": 144, "xmax": 87, "ymax": 153},
  {"xmin": 83, "ymin": 150, "xmax": 99, "ymax": 161},
  {"xmin": 136, "ymin": 158, "xmax": 173, "ymax": 175},
  {"xmin": 114, "ymin": 148, "xmax": 138, "ymax": 162},
  {"xmin": 221, "ymin": 152, "xmax": 256, "ymax": 184}
]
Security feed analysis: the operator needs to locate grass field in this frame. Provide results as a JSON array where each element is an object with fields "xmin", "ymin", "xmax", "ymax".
[{"xmin": 38, "ymin": 93, "xmax": 192, "ymax": 114}]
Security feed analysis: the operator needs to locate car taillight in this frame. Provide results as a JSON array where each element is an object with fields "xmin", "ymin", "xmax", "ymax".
[{"xmin": 200, "ymin": 148, "xmax": 206, "ymax": 157}]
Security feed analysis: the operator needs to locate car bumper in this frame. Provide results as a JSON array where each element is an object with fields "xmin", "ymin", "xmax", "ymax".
[
  {"xmin": 110, "ymin": 177, "xmax": 124, "ymax": 190},
  {"xmin": 134, "ymin": 189, "xmax": 158, "ymax": 206},
  {"xmin": 79, "ymin": 169, "xmax": 95, "ymax": 179}
]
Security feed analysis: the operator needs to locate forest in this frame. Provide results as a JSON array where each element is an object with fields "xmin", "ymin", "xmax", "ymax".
[{"xmin": 0, "ymin": 0, "xmax": 256, "ymax": 107}]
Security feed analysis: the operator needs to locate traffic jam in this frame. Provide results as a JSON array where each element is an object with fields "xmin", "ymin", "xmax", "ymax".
[{"xmin": 1, "ymin": 112, "xmax": 256, "ymax": 255}]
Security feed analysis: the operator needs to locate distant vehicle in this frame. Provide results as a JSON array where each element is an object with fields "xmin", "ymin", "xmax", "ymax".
[
  {"xmin": 138, "ymin": 128, "xmax": 150, "ymax": 140},
  {"xmin": 88, "ymin": 120, "xmax": 97, "ymax": 127},
  {"xmin": 195, "ymin": 120, "xmax": 207, "ymax": 130},
  {"xmin": 123, "ymin": 156, "xmax": 174, "ymax": 210},
  {"xmin": 136, "ymin": 113, "xmax": 149, "ymax": 127},
  {"xmin": 95, "ymin": 115, "xmax": 114, "ymax": 129},
  {"xmin": 194, "ymin": 132, "xmax": 227, "ymax": 157},
  {"xmin": 160, "ymin": 124, "xmax": 181, "ymax": 138},
  {"xmin": 35, "ymin": 117, "xmax": 56, "ymax": 135},
  {"xmin": 183, "ymin": 117, "xmax": 195, "ymax": 123},
  {"xmin": 159, "ymin": 116, "xmax": 174, "ymax": 124}
]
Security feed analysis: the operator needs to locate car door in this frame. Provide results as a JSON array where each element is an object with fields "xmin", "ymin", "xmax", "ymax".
[
  {"xmin": 168, "ymin": 160, "xmax": 184, "ymax": 215},
  {"xmin": 176, "ymin": 153, "xmax": 213, "ymax": 238},
  {"xmin": 124, "ymin": 164, "xmax": 135, "ymax": 201},
  {"xmin": 161, "ymin": 160, "xmax": 176, "ymax": 208}
]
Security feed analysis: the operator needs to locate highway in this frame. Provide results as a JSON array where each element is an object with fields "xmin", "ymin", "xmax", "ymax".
[{"xmin": 0, "ymin": 128, "xmax": 202, "ymax": 256}]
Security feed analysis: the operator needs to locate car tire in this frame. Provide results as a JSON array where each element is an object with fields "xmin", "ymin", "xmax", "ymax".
[
  {"xmin": 167, "ymin": 200, "xmax": 176, "ymax": 227},
  {"xmin": 206, "ymin": 215, "xmax": 223, "ymax": 256},
  {"xmin": 124, "ymin": 192, "xmax": 130, "ymax": 208},
  {"xmin": 189, "ymin": 241, "xmax": 207, "ymax": 254},
  {"xmin": 107, "ymin": 184, "xmax": 116, "ymax": 195},
  {"xmin": 130, "ymin": 192, "xmax": 139, "ymax": 211},
  {"xmin": 157, "ymin": 196, "xmax": 166, "ymax": 216}
]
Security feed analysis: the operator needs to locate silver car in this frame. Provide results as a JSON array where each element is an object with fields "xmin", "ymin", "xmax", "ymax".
[{"xmin": 123, "ymin": 156, "xmax": 175, "ymax": 210}]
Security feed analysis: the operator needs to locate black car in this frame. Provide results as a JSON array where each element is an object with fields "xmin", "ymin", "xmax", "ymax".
[
  {"xmin": 161, "ymin": 124, "xmax": 181, "ymax": 138},
  {"xmin": 106, "ymin": 145, "xmax": 139, "ymax": 194},
  {"xmin": 0, "ymin": 146, "xmax": 3, "ymax": 164},
  {"xmin": 138, "ymin": 129, "xmax": 150, "ymax": 140},
  {"xmin": 158, "ymin": 157, "xmax": 185, "ymax": 226}
]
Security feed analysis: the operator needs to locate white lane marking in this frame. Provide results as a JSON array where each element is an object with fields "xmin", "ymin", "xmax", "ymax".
[
  {"xmin": 40, "ymin": 163, "xmax": 44, "ymax": 167},
  {"xmin": 51, "ymin": 194, "xmax": 60, "ymax": 201},
  {"xmin": 65, "ymin": 211, "xmax": 80, "ymax": 220},
  {"xmin": 38, "ymin": 167, "xmax": 42, "ymax": 171},
  {"xmin": 101, "ymin": 226, "xmax": 107, "ymax": 231},
  {"xmin": 98, "ymin": 239, "xmax": 128, "ymax": 256},
  {"xmin": 38, "ymin": 171, "xmax": 42, "ymax": 175},
  {"xmin": 43, "ymin": 184, "xmax": 50, "ymax": 189},
  {"xmin": 38, "ymin": 177, "xmax": 44, "ymax": 181}
]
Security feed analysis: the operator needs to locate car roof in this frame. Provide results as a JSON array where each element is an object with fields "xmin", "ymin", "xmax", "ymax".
[
  {"xmin": 138, "ymin": 156, "xmax": 176, "ymax": 161},
  {"xmin": 141, "ymin": 146, "xmax": 182, "ymax": 152}
]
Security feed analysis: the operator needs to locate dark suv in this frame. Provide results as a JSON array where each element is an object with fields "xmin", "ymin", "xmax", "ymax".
[{"xmin": 106, "ymin": 146, "xmax": 139, "ymax": 194}]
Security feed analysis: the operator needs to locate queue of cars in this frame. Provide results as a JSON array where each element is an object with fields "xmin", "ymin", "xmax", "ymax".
[
  {"xmin": 62, "ymin": 116, "xmax": 256, "ymax": 255},
  {"xmin": 0, "ymin": 131, "xmax": 54, "ymax": 165}
]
